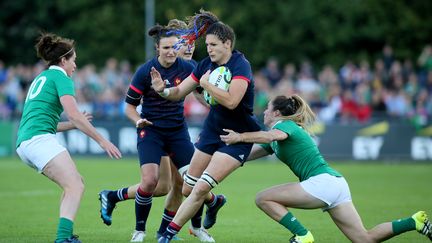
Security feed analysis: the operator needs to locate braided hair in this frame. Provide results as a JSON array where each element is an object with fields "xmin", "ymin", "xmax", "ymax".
[{"xmin": 168, "ymin": 9, "xmax": 235, "ymax": 50}]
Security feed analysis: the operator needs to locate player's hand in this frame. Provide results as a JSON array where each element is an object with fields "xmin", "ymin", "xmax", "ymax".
[
  {"xmin": 199, "ymin": 70, "xmax": 211, "ymax": 89},
  {"xmin": 150, "ymin": 67, "xmax": 165, "ymax": 92},
  {"xmin": 136, "ymin": 118, "xmax": 153, "ymax": 128},
  {"xmin": 100, "ymin": 140, "xmax": 122, "ymax": 159},
  {"xmin": 82, "ymin": 111, "xmax": 93, "ymax": 122},
  {"xmin": 220, "ymin": 128, "xmax": 242, "ymax": 145}
]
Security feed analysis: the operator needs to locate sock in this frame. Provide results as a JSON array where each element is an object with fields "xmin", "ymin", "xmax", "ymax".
[
  {"xmin": 191, "ymin": 204, "xmax": 204, "ymax": 228},
  {"xmin": 164, "ymin": 222, "xmax": 182, "ymax": 239},
  {"xmin": 158, "ymin": 209, "xmax": 176, "ymax": 234},
  {"xmin": 108, "ymin": 187, "xmax": 129, "ymax": 203},
  {"xmin": 205, "ymin": 192, "xmax": 216, "ymax": 207},
  {"xmin": 55, "ymin": 217, "xmax": 73, "ymax": 242},
  {"xmin": 135, "ymin": 187, "xmax": 152, "ymax": 231},
  {"xmin": 279, "ymin": 212, "xmax": 308, "ymax": 236},
  {"xmin": 392, "ymin": 217, "xmax": 416, "ymax": 235}
]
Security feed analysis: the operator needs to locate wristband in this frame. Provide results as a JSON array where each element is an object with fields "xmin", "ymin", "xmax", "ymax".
[{"xmin": 158, "ymin": 88, "xmax": 170, "ymax": 97}]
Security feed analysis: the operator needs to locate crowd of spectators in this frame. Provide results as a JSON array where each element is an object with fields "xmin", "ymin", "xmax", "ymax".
[{"xmin": 1, "ymin": 44, "xmax": 432, "ymax": 128}]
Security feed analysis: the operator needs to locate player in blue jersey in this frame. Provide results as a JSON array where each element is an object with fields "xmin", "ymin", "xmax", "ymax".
[
  {"xmin": 16, "ymin": 33, "xmax": 122, "ymax": 243},
  {"xmin": 98, "ymin": 22, "xmax": 214, "ymax": 242},
  {"xmin": 220, "ymin": 94, "xmax": 432, "ymax": 243},
  {"xmin": 152, "ymin": 10, "xmax": 261, "ymax": 242}
]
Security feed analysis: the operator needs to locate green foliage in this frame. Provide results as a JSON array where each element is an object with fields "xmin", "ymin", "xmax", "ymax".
[
  {"xmin": 1, "ymin": 0, "xmax": 431, "ymax": 70},
  {"xmin": 0, "ymin": 157, "xmax": 431, "ymax": 242}
]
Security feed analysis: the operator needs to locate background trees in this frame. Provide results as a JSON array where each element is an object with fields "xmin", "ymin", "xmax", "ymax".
[{"xmin": 1, "ymin": 0, "xmax": 431, "ymax": 69}]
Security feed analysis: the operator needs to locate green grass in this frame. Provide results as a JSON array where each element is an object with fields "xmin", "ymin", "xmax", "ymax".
[{"xmin": 0, "ymin": 157, "xmax": 431, "ymax": 243}]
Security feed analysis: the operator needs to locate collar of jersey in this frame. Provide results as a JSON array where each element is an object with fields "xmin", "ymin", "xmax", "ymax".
[{"xmin": 49, "ymin": 65, "xmax": 67, "ymax": 76}]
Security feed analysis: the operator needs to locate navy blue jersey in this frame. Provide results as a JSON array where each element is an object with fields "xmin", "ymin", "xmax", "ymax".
[
  {"xmin": 187, "ymin": 59, "xmax": 198, "ymax": 67},
  {"xmin": 128, "ymin": 57, "xmax": 194, "ymax": 128},
  {"xmin": 191, "ymin": 50, "xmax": 260, "ymax": 134}
]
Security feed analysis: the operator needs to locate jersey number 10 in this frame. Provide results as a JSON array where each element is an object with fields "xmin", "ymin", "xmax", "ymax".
[{"xmin": 25, "ymin": 76, "xmax": 47, "ymax": 102}]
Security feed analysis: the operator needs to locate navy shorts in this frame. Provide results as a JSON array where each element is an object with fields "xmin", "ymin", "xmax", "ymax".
[
  {"xmin": 195, "ymin": 128, "xmax": 253, "ymax": 164},
  {"xmin": 137, "ymin": 124, "xmax": 194, "ymax": 169}
]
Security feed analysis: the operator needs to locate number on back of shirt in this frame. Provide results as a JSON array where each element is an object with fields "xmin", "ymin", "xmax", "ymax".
[{"xmin": 26, "ymin": 76, "xmax": 47, "ymax": 102}]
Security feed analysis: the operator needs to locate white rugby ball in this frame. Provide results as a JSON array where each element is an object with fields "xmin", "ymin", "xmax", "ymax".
[{"xmin": 204, "ymin": 66, "xmax": 232, "ymax": 105}]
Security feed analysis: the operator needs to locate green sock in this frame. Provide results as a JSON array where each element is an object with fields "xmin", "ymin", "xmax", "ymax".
[
  {"xmin": 279, "ymin": 212, "xmax": 308, "ymax": 236},
  {"xmin": 391, "ymin": 217, "xmax": 415, "ymax": 235},
  {"xmin": 55, "ymin": 217, "xmax": 74, "ymax": 242}
]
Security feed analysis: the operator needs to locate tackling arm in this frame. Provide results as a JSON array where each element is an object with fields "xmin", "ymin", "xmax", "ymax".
[{"xmin": 220, "ymin": 128, "xmax": 288, "ymax": 144}]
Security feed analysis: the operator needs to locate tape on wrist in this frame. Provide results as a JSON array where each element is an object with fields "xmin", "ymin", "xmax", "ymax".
[{"xmin": 158, "ymin": 88, "xmax": 170, "ymax": 97}]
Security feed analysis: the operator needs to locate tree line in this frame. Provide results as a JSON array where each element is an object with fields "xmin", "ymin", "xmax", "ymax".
[{"xmin": 1, "ymin": 0, "xmax": 431, "ymax": 70}]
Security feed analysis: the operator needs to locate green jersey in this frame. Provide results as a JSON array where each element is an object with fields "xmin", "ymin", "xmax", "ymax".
[
  {"xmin": 16, "ymin": 66, "xmax": 75, "ymax": 147},
  {"xmin": 261, "ymin": 120, "xmax": 342, "ymax": 181}
]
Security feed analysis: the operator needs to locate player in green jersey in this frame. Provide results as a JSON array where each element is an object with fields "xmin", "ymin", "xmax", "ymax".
[
  {"xmin": 16, "ymin": 32, "xmax": 122, "ymax": 243},
  {"xmin": 221, "ymin": 94, "xmax": 431, "ymax": 243}
]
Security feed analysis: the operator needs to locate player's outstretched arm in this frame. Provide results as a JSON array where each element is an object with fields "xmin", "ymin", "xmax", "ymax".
[
  {"xmin": 151, "ymin": 67, "xmax": 197, "ymax": 101},
  {"xmin": 60, "ymin": 95, "xmax": 122, "ymax": 159}
]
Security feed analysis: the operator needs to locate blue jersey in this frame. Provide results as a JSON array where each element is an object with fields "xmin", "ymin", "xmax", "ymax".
[
  {"xmin": 192, "ymin": 50, "xmax": 260, "ymax": 134},
  {"xmin": 129, "ymin": 57, "xmax": 194, "ymax": 128}
]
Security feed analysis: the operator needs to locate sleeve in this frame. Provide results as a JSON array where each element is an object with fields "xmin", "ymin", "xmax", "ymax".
[
  {"xmin": 273, "ymin": 121, "xmax": 293, "ymax": 137},
  {"xmin": 230, "ymin": 57, "xmax": 252, "ymax": 84},
  {"xmin": 259, "ymin": 143, "xmax": 274, "ymax": 154},
  {"xmin": 55, "ymin": 75, "xmax": 75, "ymax": 97},
  {"xmin": 129, "ymin": 64, "xmax": 151, "ymax": 94},
  {"xmin": 191, "ymin": 59, "xmax": 207, "ymax": 83}
]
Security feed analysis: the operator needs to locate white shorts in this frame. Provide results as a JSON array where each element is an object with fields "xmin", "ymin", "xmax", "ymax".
[
  {"xmin": 300, "ymin": 173, "xmax": 352, "ymax": 211},
  {"xmin": 16, "ymin": 134, "xmax": 66, "ymax": 173}
]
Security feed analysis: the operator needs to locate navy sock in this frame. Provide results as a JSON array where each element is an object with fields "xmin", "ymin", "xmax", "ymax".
[
  {"xmin": 191, "ymin": 203, "xmax": 204, "ymax": 228},
  {"xmin": 108, "ymin": 187, "xmax": 129, "ymax": 203},
  {"xmin": 135, "ymin": 187, "xmax": 152, "ymax": 231},
  {"xmin": 164, "ymin": 222, "xmax": 182, "ymax": 239},
  {"xmin": 158, "ymin": 209, "xmax": 176, "ymax": 234}
]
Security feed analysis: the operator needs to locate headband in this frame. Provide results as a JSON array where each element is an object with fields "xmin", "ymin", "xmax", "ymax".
[{"xmin": 59, "ymin": 48, "xmax": 74, "ymax": 58}]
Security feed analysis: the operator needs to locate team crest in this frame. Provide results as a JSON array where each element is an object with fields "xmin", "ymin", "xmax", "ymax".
[
  {"xmin": 174, "ymin": 77, "xmax": 181, "ymax": 86},
  {"xmin": 139, "ymin": 130, "xmax": 146, "ymax": 138}
]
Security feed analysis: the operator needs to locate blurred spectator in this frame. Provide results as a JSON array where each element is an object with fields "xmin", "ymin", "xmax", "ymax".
[
  {"xmin": 418, "ymin": 45, "xmax": 432, "ymax": 72},
  {"xmin": 382, "ymin": 44, "xmax": 394, "ymax": 72},
  {"xmin": 253, "ymin": 71, "xmax": 272, "ymax": 117},
  {"xmin": 261, "ymin": 57, "xmax": 282, "ymax": 87}
]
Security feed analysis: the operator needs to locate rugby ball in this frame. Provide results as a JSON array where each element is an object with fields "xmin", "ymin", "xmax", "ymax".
[{"xmin": 204, "ymin": 66, "xmax": 232, "ymax": 105}]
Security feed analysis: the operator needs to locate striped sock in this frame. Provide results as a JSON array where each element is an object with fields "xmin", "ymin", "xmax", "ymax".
[
  {"xmin": 165, "ymin": 222, "xmax": 182, "ymax": 240},
  {"xmin": 158, "ymin": 209, "xmax": 176, "ymax": 234},
  {"xmin": 135, "ymin": 187, "xmax": 152, "ymax": 231},
  {"xmin": 108, "ymin": 187, "xmax": 129, "ymax": 203}
]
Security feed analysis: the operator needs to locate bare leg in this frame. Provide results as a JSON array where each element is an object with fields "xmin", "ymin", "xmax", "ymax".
[
  {"xmin": 43, "ymin": 151, "xmax": 84, "ymax": 221},
  {"xmin": 172, "ymin": 152, "xmax": 240, "ymax": 227},
  {"xmin": 255, "ymin": 182, "xmax": 326, "ymax": 222},
  {"xmin": 328, "ymin": 202, "xmax": 393, "ymax": 243}
]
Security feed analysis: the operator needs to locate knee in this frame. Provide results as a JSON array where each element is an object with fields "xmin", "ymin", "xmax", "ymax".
[
  {"xmin": 255, "ymin": 191, "xmax": 267, "ymax": 209},
  {"xmin": 154, "ymin": 181, "xmax": 171, "ymax": 196},
  {"xmin": 64, "ymin": 174, "xmax": 85, "ymax": 196},
  {"xmin": 140, "ymin": 175, "xmax": 159, "ymax": 192},
  {"xmin": 192, "ymin": 182, "xmax": 210, "ymax": 199}
]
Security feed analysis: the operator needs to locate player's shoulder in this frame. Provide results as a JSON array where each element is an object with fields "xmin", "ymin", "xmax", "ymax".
[
  {"xmin": 177, "ymin": 58, "xmax": 195, "ymax": 71},
  {"xmin": 231, "ymin": 50, "xmax": 250, "ymax": 65}
]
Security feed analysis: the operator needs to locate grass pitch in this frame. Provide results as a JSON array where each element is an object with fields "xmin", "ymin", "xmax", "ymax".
[{"xmin": 0, "ymin": 157, "xmax": 431, "ymax": 243}]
